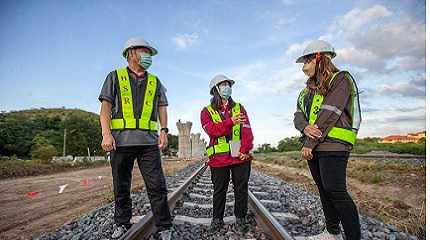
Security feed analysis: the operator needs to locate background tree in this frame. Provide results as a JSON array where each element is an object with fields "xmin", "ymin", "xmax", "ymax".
[
  {"xmin": 30, "ymin": 134, "xmax": 57, "ymax": 162},
  {"xmin": 277, "ymin": 136, "xmax": 302, "ymax": 152}
]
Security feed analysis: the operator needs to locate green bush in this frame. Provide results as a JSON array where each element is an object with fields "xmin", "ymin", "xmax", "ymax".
[
  {"xmin": 30, "ymin": 144, "xmax": 57, "ymax": 162},
  {"xmin": 255, "ymin": 143, "xmax": 278, "ymax": 153},
  {"xmin": 30, "ymin": 135, "xmax": 57, "ymax": 162},
  {"xmin": 277, "ymin": 136, "xmax": 302, "ymax": 152}
]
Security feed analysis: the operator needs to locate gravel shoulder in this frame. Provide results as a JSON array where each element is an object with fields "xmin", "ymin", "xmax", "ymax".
[
  {"xmin": 0, "ymin": 158, "xmax": 197, "ymax": 240},
  {"xmin": 253, "ymin": 159, "xmax": 425, "ymax": 239}
]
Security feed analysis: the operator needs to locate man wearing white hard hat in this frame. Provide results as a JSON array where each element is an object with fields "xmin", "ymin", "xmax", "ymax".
[
  {"xmin": 294, "ymin": 40, "xmax": 362, "ymax": 240},
  {"xmin": 200, "ymin": 74, "xmax": 254, "ymax": 234},
  {"xmin": 98, "ymin": 37, "xmax": 172, "ymax": 239}
]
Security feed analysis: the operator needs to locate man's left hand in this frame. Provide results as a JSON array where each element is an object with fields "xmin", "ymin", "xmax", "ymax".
[{"xmin": 158, "ymin": 131, "xmax": 168, "ymax": 149}]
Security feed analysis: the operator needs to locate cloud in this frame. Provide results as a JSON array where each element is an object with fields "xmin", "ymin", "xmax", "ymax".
[
  {"xmin": 326, "ymin": 5, "xmax": 425, "ymax": 73},
  {"xmin": 360, "ymin": 107, "xmax": 425, "ymax": 137},
  {"xmin": 376, "ymin": 74, "xmax": 425, "ymax": 98},
  {"xmin": 330, "ymin": 4, "xmax": 392, "ymax": 34},
  {"xmin": 285, "ymin": 40, "xmax": 311, "ymax": 56},
  {"xmin": 377, "ymin": 83, "xmax": 425, "ymax": 98},
  {"xmin": 366, "ymin": 114, "xmax": 425, "ymax": 124},
  {"xmin": 411, "ymin": 74, "xmax": 426, "ymax": 87},
  {"xmin": 335, "ymin": 47, "xmax": 385, "ymax": 72},
  {"xmin": 361, "ymin": 107, "xmax": 380, "ymax": 113},
  {"xmin": 231, "ymin": 4, "xmax": 425, "ymax": 99},
  {"xmin": 212, "ymin": 4, "xmax": 425, "ymax": 143},
  {"xmin": 280, "ymin": 0, "xmax": 295, "ymax": 6},
  {"xmin": 386, "ymin": 56, "xmax": 426, "ymax": 72},
  {"xmin": 393, "ymin": 106, "xmax": 425, "ymax": 113},
  {"xmin": 172, "ymin": 32, "xmax": 199, "ymax": 49},
  {"xmin": 323, "ymin": 5, "xmax": 391, "ymax": 42},
  {"xmin": 351, "ymin": 18, "xmax": 425, "ymax": 60},
  {"xmin": 274, "ymin": 17, "xmax": 295, "ymax": 30},
  {"xmin": 228, "ymin": 59, "xmax": 305, "ymax": 98}
]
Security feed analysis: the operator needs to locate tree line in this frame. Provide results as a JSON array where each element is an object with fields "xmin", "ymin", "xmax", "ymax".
[
  {"xmin": 0, "ymin": 108, "xmax": 180, "ymax": 160},
  {"xmin": 254, "ymin": 136, "xmax": 425, "ymax": 155}
]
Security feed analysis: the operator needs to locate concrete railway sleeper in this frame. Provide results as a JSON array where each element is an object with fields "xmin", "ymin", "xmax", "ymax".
[
  {"xmin": 120, "ymin": 163, "xmax": 294, "ymax": 240},
  {"xmin": 35, "ymin": 162, "xmax": 419, "ymax": 240}
]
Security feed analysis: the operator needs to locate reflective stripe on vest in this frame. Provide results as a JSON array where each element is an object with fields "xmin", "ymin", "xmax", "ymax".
[
  {"xmin": 110, "ymin": 68, "xmax": 158, "ymax": 131},
  {"xmin": 206, "ymin": 103, "xmax": 241, "ymax": 157},
  {"xmin": 298, "ymin": 71, "xmax": 361, "ymax": 145}
]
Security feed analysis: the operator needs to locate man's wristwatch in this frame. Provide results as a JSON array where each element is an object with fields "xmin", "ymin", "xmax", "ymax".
[{"xmin": 160, "ymin": 128, "xmax": 169, "ymax": 134}]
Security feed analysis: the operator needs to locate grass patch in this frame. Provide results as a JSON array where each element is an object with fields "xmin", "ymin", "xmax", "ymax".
[
  {"xmin": 347, "ymin": 159, "xmax": 425, "ymax": 184},
  {"xmin": 254, "ymin": 151, "xmax": 307, "ymax": 169},
  {"xmin": 347, "ymin": 160, "xmax": 386, "ymax": 184},
  {"xmin": 352, "ymin": 139, "xmax": 425, "ymax": 155}
]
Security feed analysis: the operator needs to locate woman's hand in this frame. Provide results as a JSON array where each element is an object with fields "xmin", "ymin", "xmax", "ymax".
[
  {"xmin": 304, "ymin": 124, "xmax": 322, "ymax": 139},
  {"xmin": 301, "ymin": 147, "xmax": 313, "ymax": 160},
  {"xmin": 239, "ymin": 152, "xmax": 249, "ymax": 161},
  {"xmin": 231, "ymin": 113, "xmax": 246, "ymax": 125}
]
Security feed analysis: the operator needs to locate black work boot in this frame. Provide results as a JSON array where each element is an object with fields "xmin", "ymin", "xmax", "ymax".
[
  {"xmin": 234, "ymin": 217, "xmax": 249, "ymax": 233},
  {"xmin": 208, "ymin": 218, "xmax": 224, "ymax": 234}
]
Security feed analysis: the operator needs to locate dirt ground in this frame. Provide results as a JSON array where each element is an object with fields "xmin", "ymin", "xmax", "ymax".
[
  {"xmin": 252, "ymin": 158, "xmax": 426, "ymax": 238},
  {"xmin": 0, "ymin": 158, "xmax": 198, "ymax": 240}
]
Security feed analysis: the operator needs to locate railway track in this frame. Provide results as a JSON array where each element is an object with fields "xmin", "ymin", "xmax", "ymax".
[
  {"xmin": 119, "ymin": 163, "xmax": 295, "ymax": 240},
  {"xmin": 34, "ymin": 161, "xmax": 419, "ymax": 240}
]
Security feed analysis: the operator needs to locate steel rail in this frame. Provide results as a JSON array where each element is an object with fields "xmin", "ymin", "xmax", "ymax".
[
  {"xmin": 119, "ymin": 163, "xmax": 208, "ymax": 240},
  {"xmin": 248, "ymin": 190, "xmax": 295, "ymax": 240}
]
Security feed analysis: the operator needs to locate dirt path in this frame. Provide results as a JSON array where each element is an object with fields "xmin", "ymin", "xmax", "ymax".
[
  {"xmin": 253, "ymin": 161, "xmax": 425, "ymax": 237},
  {"xmin": 253, "ymin": 161, "xmax": 424, "ymax": 209},
  {"xmin": 0, "ymin": 159, "xmax": 197, "ymax": 240}
]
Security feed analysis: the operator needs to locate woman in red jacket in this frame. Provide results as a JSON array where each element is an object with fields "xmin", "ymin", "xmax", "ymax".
[{"xmin": 200, "ymin": 74, "xmax": 254, "ymax": 234}]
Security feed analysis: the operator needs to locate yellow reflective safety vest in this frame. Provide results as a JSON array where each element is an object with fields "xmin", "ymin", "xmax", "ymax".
[
  {"xmin": 205, "ymin": 103, "xmax": 241, "ymax": 157},
  {"xmin": 297, "ymin": 71, "xmax": 361, "ymax": 145},
  {"xmin": 110, "ymin": 68, "xmax": 158, "ymax": 131}
]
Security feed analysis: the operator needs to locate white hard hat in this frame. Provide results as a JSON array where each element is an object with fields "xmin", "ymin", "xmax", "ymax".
[
  {"xmin": 122, "ymin": 37, "xmax": 158, "ymax": 58},
  {"xmin": 296, "ymin": 40, "xmax": 336, "ymax": 63},
  {"xmin": 209, "ymin": 74, "xmax": 235, "ymax": 95}
]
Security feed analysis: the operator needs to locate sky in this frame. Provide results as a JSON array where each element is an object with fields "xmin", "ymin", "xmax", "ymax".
[{"xmin": 0, "ymin": 0, "xmax": 426, "ymax": 146}]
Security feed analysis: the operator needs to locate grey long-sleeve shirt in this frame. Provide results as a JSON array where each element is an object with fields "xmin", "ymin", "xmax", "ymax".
[{"xmin": 294, "ymin": 72, "xmax": 353, "ymax": 152}]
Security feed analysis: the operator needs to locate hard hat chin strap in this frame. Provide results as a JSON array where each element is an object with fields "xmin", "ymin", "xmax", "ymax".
[
  {"xmin": 216, "ymin": 85, "xmax": 221, "ymax": 95},
  {"xmin": 315, "ymin": 52, "xmax": 321, "ymax": 62}
]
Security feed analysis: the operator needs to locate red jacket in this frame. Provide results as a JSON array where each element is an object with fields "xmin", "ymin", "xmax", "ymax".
[{"xmin": 200, "ymin": 103, "xmax": 254, "ymax": 168}]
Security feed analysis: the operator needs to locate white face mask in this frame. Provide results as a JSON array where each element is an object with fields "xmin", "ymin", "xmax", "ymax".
[{"xmin": 302, "ymin": 60, "xmax": 316, "ymax": 77}]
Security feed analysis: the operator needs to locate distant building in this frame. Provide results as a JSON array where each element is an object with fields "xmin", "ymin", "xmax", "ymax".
[
  {"xmin": 379, "ymin": 131, "xmax": 426, "ymax": 144},
  {"xmin": 407, "ymin": 131, "xmax": 426, "ymax": 139}
]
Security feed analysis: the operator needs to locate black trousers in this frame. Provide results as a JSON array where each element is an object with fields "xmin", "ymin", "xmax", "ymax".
[
  {"xmin": 110, "ymin": 145, "xmax": 172, "ymax": 231},
  {"xmin": 308, "ymin": 151, "xmax": 361, "ymax": 240},
  {"xmin": 210, "ymin": 161, "xmax": 251, "ymax": 220}
]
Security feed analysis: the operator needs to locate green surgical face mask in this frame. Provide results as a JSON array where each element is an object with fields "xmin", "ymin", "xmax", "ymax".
[
  {"xmin": 138, "ymin": 52, "xmax": 152, "ymax": 70},
  {"xmin": 218, "ymin": 85, "xmax": 232, "ymax": 99}
]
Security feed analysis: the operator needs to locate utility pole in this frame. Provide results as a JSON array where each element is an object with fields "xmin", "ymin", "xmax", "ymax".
[{"xmin": 63, "ymin": 128, "xmax": 67, "ymax": 156}]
